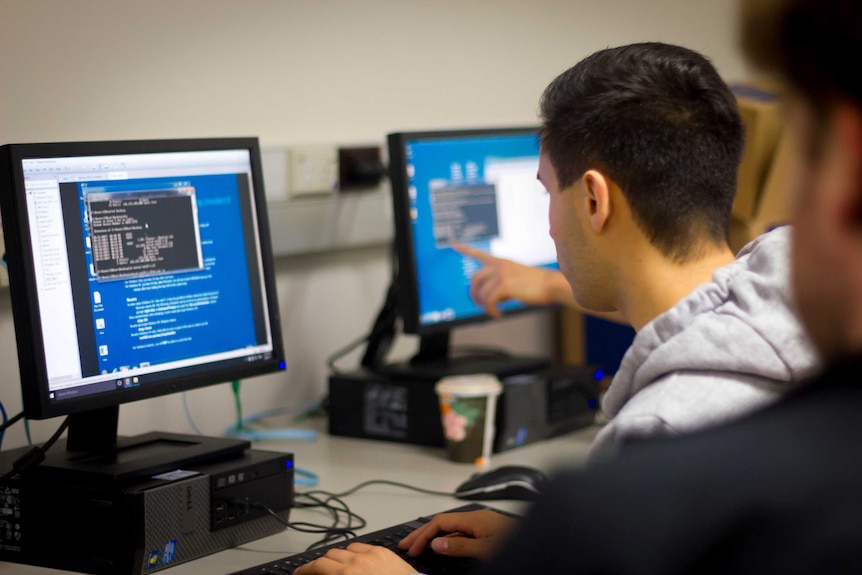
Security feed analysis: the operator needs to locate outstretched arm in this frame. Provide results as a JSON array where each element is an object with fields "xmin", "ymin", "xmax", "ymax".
[
  {"xmin": 454, "ymin": 244, "xmax": 625, "ymax": 323},
  {"xmin": 454, "ymin": 244, "xmax": 577, "ymax": 317}
]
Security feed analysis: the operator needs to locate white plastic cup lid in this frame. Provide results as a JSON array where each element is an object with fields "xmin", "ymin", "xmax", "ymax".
[{"xmin": 434, "ymin": 373, "xmax": 503, "ymax": 397}]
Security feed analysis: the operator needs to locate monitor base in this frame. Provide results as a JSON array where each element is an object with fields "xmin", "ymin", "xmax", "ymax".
[
  {"xmin": 31, "ymin": 431, "xmax": 251, "ymax": 486},
  {"xmin": 377, "ymin": 353, "xmax": 551, "ymax": 381}
]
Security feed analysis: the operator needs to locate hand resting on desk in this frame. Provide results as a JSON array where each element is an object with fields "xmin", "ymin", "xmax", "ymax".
[{"xmin": 293, "ymin": 509, "xmax": 518, "ymax": 575}]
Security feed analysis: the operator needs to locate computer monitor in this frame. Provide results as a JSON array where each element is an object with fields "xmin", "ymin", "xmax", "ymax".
[
  {"xmin": 0, "ymin": 138, "xmax": 285, "ymax": 480},
  {"xmin": 385, "ymin": 127, "xmax": 558, "ymax": 378}
]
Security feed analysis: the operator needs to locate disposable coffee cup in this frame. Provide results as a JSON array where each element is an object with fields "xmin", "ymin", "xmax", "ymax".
[{"xmin": 434, "ymin": 373, "xmax": 503, "ymax": 466}]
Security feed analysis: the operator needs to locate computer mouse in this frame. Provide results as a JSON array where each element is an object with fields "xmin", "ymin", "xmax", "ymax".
[{"xmin": 454, "ymin": 465, "xmax": 548, "ymax": 501}]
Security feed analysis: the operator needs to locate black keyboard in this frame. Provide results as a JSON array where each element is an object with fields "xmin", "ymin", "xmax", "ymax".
[{"xmin": 227, "ymin": 503, "xmax": 492, "ymax": 575}]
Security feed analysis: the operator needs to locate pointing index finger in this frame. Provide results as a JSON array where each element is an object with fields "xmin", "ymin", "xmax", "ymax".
[{"xmin": 452, "ymin": 243, "xmax": 492, "ymax": 262}]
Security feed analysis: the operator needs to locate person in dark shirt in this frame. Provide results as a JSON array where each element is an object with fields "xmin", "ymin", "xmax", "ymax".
[{"xmin": 296, "ymin": 1, "xmax": 862, "ymax": 572}]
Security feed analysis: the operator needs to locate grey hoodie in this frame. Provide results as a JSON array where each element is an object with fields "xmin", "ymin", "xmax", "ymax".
[{"xmin": 590, "ymin": 226, "xmax": 818, "ymax": 459}]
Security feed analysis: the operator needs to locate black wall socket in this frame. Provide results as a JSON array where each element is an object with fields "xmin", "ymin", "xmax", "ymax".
[{"xmin": 338, "ymin": 146, "xmax": 386, "ymax": 191}]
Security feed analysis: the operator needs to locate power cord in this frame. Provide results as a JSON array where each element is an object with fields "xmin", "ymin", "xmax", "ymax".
[
  {"xmin": 234, "ymin": 478, "xmax": 459, "ymax": 551},
  {"xmin": 0, "ymin": 410, "xmax": 23, "ymax": 435},
  {"xmin": 293, "ymin": 491, "xmax": 367, "ymax": 548},
  {"xmin": 0, "ymin": 402, "xmax": 9, "ymax": 450},
  {"xmin": 0, "ymin": 416, "xmax": 70, "ymax": 482},
  {"xmin": 301, "ymin": 479, "xmax": 455, "ymax": 549},
  {"xmin": 328, "ymin": 246, "xmax": 401, "ymax": 375},
  {"xmin": 326, "ymin": 290, "xmax": 400, "ymax": 374},
  {"xmin": 319, "ymin": 479, "xmax": 454, "ymax": 499},
  {"xmin": 226, "ymin": 490, "xmax": 364, "ymax": 551},
  {"xmin": 257, "ymin": 490, "xmax": 367, "ymax": 550}
]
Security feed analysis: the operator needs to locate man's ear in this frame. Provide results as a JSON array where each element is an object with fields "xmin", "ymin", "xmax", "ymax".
[
  {"xmin": 834, "ymin": 102, "xmax": 862, "ymax": 230},
  {"xmin": 583, "ymin": 169, "xmax": 611, "ymax": 232}
]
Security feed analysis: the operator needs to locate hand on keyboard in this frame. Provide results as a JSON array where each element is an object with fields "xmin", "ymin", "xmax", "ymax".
[
  {"xmin": 399, "ymin": 509, "xmax": 519, "ymax": 561},
  {"xmin": 293, "ymin": 542, "xmax": 415, "ymax": 575},
  {"xmin": 226, "ymin": 504, "xmax": 492, "ymax": 575}
]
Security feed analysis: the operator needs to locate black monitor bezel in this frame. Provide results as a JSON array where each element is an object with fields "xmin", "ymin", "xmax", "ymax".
[
  {"xmin": 387, "ymin": 126, "xmax": 555, "ymax": 337},
  {"xmin": 0, "ymin": 137, "xmax": 286, "ymax": 421}
]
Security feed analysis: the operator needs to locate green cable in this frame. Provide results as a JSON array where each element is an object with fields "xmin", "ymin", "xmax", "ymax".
[{"xmin": 231, "ymin": 380, "xmax": 243, "ymax": 432}]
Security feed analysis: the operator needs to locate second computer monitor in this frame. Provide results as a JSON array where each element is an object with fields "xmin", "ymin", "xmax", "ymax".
[{"xmin": 387, "ymin": 127, "xmax": 558, "ymax": 372}]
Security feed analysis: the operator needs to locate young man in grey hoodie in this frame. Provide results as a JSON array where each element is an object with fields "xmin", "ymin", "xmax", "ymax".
[
  {"xmin": 293, "ymin": 42, "xmax": 819, "ymax": 575},
  {"xmin": 297, "ymin": 3, "xmax": 862, "ymax": 571},
  {"xmin": 456, "ymin": 43, "xmax": 816, "ymax": 459}
]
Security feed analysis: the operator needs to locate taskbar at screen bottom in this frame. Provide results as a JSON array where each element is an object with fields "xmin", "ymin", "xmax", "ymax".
[{"xmin": 46, "ymin": 351, "xmax": 279, "ymax": 404}]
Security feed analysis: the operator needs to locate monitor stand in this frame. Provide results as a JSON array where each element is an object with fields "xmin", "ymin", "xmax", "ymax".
[
  {"xmin": 375, "ymin": 331, "xmax": 550, "ymax": 382},
  {"xmin": 29, "ymin": 406, "xmax": 250, "ymax": 486}
]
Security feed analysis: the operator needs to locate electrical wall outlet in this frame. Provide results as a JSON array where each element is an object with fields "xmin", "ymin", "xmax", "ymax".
[
  {"xmin": 288, "ymin": 146, "xmax": 338, "ymax": 198},
  {"xmin": 338, "ymin": 146, "xmax": 384, "ymax": 192},
  {"xmin": 261, "ymin": 146, "xmax": 393, "ymax": 257},
  {"xmin": 260, "ymin": 148, "xmax": 290, "ymax": 203}
]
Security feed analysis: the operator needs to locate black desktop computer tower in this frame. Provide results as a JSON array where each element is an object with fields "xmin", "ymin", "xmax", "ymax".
[
  {"xmin": 0, "ymin": 448, "xmax": 294, "ymax": 575},
  {"xmin": 497, "ymin": 365, "xmax": 602, "ymax": 450},
  {"xmin": 327, "ymin": 363, "xmax": 601, "ymax": 451}
]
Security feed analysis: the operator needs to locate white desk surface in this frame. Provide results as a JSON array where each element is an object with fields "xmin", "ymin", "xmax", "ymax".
[{"xmin": 4, "ymin": 419, "xmax": 600, "ymax": 575}]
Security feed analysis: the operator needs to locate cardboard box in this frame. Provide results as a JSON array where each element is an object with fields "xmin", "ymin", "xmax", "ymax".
[
  {"xmin": 729, "ymin": 115, "xmax": 794, "ymax": 253},
  {"xmin": 732, "ymin": 84, "xmax": 784, "ymax": 223},
  {"xmin": 728, "ymin": 84, "xmax": 793, "ymax": 253}
]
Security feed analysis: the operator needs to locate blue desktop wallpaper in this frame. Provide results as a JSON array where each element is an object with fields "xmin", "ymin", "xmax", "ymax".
[
  {"xmin": 77, "ymin": 174, "xmax": 257, "ymax": 374},
  {"xmin": 407, "ymin": 133, "xmax": 559, "ymax": 328}
]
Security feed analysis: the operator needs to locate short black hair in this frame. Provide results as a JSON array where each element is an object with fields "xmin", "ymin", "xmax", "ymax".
[{"xmin": 539, "ymin": 42, "xmax": 744, "ymax": 261}]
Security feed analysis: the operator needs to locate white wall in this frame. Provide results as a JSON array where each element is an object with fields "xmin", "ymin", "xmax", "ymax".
[{"xmin": 0, "ymin": 0, "xmax": 749, "ymax": 449}]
